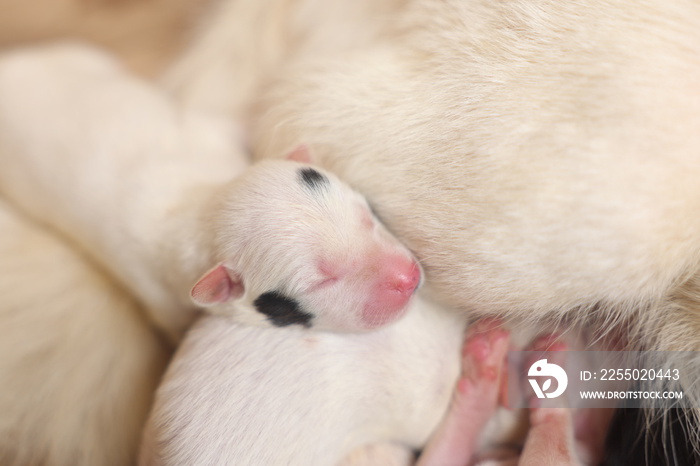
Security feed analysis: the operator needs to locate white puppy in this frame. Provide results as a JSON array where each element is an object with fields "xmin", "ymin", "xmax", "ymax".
[
  {"xmin": 137, "ymin": 152, "xmax": 454, "ymax": 465},
  {"xmin": 142, "ymin": 291, "xmax": 464, "ymax": 465}
]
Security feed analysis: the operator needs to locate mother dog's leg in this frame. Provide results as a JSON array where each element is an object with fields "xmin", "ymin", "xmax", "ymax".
[
  {"xmin": 0, "ymin": 197, "xmax": 168, "ymax": 466},
  {"xmin": 0, "ymin": 42, "xmax": 246, "ymax": 340}
]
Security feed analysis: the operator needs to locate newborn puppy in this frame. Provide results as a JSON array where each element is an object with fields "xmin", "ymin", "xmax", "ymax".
[{"xmin": 139, "ymin": 143, "xmax": 467, "ymax": 465}]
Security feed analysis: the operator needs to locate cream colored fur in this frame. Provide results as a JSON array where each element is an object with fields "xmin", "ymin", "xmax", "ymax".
[
  {"xmin": 0, "ymin": 198, "xmax": 169, "ymax": 465},
  {"xmin": 172, "ymin": 0, "xmax": 700, "ymax": 410},
  {"xmin": 255, "ymin": 1, "xmax": 700, "ymax": 322}
]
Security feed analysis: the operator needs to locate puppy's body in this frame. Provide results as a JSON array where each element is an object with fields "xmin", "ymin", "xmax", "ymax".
[
  {"xmin": 0, "ymin": 45, "xmax": 224, "ymax": 464},
  {"xmin": 143, "ymin": 298, "xmax": 464, "ymax": 465}
]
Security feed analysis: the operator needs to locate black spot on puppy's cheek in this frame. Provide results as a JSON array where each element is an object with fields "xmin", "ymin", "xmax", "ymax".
[
  {"xmin": 253, "ymin": 291, "xmax": 314, "ymax": 328},
  {"xmin": 299, "ymin": 168, "xmax": 329, "ymax": 192}
]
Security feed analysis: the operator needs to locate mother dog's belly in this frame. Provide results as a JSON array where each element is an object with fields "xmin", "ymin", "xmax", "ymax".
[{"xmin": 249, "ymin": 0, "xmax": 700, "ymax": 319}]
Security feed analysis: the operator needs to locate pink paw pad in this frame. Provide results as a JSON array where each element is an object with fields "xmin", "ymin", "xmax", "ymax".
[
  {"xmin": 458, "ymin": 319, "xmax": 510, "ymax": 394},
  {"xmin": 416, "ymin": 320, "xmax": 511, "ymax": 466}
]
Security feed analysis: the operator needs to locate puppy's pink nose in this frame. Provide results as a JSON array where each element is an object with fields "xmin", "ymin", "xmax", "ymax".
[
  {"xmin": 361, "ymin": 256, "xmax": 421, "ymax": 329},
  {"xmin": 386, "ymin": 259, "xmax": 421, "ymax": 294}
]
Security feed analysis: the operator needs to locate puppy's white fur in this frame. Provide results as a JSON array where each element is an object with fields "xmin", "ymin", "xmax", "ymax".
[
  {"xmin": 0, "ymin": 44, "xmax": 249, "ymax": 465},
  {"xmin": 142, "ymin": 298, "xmax": 464, "ymax": 465}
]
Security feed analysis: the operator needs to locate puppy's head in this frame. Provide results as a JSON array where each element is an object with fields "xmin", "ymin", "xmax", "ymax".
[{"xmin": 191, "ymin": 152, "xmax": 421, "ymax": 332}]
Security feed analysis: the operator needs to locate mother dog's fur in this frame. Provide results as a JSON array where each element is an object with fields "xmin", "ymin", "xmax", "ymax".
[{"xmin": 1, "ymin": 0, "xmax": 700, "ymax": 464}]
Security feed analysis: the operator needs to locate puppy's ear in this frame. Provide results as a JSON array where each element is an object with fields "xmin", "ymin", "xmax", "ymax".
[
  {"xmin": 285, "ymin": 144, "xmax": 312, "ymax": 163},
  {"xmin": 191, "ymin": 264, "xmax": 244, "ymax": 307}
]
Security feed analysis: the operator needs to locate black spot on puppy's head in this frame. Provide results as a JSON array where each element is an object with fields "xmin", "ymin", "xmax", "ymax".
[
  {"xmin": 254, "ymin": 291, "xmax": 314, "ymax": 328},
  {"xmin": 299, "ymin": 168, "xmax": 328, "ymax": 192}
]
